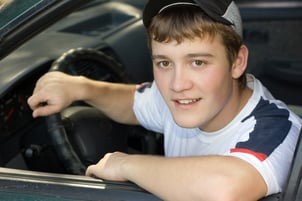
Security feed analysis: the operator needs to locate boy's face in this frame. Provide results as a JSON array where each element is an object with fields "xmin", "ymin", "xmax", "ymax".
[{"xmin": 152, "ymin": 35, "xmax": 244, "ymax": 132}]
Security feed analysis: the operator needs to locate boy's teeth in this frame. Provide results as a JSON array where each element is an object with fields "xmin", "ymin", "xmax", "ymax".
[{"xmin": 178, "ymin": 99, "xmax": 198, "ymax": 104}]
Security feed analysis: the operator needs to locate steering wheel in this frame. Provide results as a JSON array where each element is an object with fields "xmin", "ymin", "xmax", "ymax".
[{"xmin": 45, "ymin": 48, "xmax": 128, "ymax": 175}]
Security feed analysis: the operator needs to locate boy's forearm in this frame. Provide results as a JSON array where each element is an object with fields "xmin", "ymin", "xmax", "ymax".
[
  {"xmin": 121, "ymin": 155, "xmax": 267, "ymax": 201},
  {"xmin": 79, "ymin": 76, "xmax": 139, "ymax": 125}
]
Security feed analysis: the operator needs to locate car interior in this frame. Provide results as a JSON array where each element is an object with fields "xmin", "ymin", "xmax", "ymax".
[{"xmin": 0, "ymin": 0, "xmax": 301, "ymax": 200}]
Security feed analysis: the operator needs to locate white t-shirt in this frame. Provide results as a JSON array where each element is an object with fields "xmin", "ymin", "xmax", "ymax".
[{"xmin": 133, "ymin": 74, "xmax": 302, "ymax": 195}]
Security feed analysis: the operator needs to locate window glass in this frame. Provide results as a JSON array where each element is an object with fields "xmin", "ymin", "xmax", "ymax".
[
  {"xmin": 0, "ymin": 0, "xmax": 44, "ymax": 27},
  {"xmin": 0, "ymin": 0, "xmax": 57, "ymax": 37}
]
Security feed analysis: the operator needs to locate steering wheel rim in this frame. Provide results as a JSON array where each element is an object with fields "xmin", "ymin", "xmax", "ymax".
[{"xmin": 45, "ymin": 47, "xmax": 128, "ymax": 175}]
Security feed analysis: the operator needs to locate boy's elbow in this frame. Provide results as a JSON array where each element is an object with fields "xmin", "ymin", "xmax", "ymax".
[
  {"xmin": 191, "ymin": 176, "xmax": 266, "ymax": 201},
  {"xmin": 192, "ymin": 188, "xmax": 259, "ymax": 201}
]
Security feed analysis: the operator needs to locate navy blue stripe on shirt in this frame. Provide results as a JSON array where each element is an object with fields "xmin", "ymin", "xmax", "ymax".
[
  {"xmin": 136, "ymin": 82, "xmax": 152, "ymax": 93},
  {"xmin": 231, "ymin": 97, "xmax": 291, "ymax": 161}
]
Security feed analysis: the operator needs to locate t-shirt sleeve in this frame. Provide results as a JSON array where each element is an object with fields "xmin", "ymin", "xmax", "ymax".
[
  {"xmin": 133, "ymin": 81, "xmax": 167, "ymax": 133},
  {"xmin": 227, "ymin": 119, "xmax": 300, "ymax": 195}
]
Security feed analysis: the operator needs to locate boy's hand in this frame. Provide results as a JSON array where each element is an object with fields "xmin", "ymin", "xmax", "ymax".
[
  {"xmin": 27, "ymin": 71, "xmax": 78, "ymax": 117},
  {"xmin": 86, "ymin": 152, "xmax": 129, "ymax": 182}
]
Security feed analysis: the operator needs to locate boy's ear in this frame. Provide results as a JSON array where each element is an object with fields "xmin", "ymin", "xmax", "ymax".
[{"xmin": 232, "ymin": 45, "xmax": 249, "ymax": 79}]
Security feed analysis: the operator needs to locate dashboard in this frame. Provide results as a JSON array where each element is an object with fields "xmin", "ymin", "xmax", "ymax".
[{"xmin": 0, "ymin": 75, "xmax": 36, "ymax": 140}]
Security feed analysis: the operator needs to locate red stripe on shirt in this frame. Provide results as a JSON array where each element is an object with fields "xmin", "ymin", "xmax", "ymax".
[{"xmin": 230, "ymin": 148, "xmax": 268, "ymax": 161}]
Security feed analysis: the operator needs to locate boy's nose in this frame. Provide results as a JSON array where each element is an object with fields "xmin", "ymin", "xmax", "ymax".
[{"xmin": 170, "ymin": 67, "xmax": 192, "ymax": 92}]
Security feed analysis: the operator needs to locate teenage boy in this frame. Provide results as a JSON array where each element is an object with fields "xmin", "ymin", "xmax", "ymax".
[{"xmin": 28, "ymin": 0, "xmax": 302, "ymax": 200}]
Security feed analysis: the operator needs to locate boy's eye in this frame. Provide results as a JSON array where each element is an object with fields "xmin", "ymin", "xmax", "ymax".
[
  {"xmin": 192, "ymin": 60, "xmax": 204, "ymax": 66},
  {"xmin": 158, "ymin": 61, "xmax": 170, "ymax": 68}
]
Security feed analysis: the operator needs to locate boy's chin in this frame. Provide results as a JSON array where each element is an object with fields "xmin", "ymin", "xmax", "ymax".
[{"xmin": 174, "ymin": 118, "xmax": 201, "ymax": 129}]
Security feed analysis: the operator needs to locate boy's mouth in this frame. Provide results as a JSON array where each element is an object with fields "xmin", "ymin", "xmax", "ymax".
[{"xmin": 176, "ymin": 98, "xmax": 201, "ymax": 105}]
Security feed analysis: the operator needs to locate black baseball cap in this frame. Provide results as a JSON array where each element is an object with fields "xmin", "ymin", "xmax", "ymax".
[{"xmin": 142, "ymin": 0, "xmax": 243, "ymax": 37}]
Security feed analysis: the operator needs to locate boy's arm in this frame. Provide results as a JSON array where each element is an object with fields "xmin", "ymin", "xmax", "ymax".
[
  {"xmin": 86, "ymin": 152, "xmax": 267, "ymax": 201},
  {"xmin": 28, "ymin": 71, "xmax": 139, "ymax": 125},
  {"xmin": 80, "ymin": 76, "xmax": 138, "ymax": 124}
]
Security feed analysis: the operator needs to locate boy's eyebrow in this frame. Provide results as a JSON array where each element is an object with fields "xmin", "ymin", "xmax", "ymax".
[
  {"xmin": 151, "ymin": 55, "xmax": 168, "ymax": 60},
  {"xmin": 186, "ymin": 53, "xmax": 214, "ymax": 58},
  {"xmin": 152, "ymin": 53, "xmax": 214, "ymax": 60}
]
